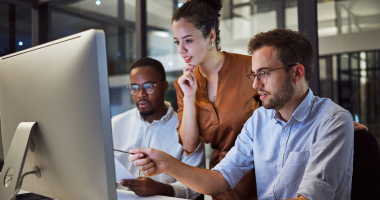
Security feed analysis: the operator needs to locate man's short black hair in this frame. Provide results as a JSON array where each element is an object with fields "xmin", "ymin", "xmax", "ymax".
[{"xmin": 130, "ymin": 57, "xmax": 166, "ymax": 82}]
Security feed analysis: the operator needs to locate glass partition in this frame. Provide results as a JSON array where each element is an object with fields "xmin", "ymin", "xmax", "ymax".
[
  {"xmin": 220, "ymin": 0, "xmax": 298, "ymax": 54},
  {"xmin": 320, "ymin": 51, "xmax": 380, "ymax": 146},
  {"xmin": 0, "ymin": 2, "xmax": 32, "ymax": 57},
  {"xmin": 318, "ymin": 0, "xmax": 380, "ymax": 37},
  {"xmin": 146, "ymin": 0, "xmax": 183, "ymax": 111},
  {"xmin": 318, "ymin": 0, "xmax": 380, "ymax": 147},
  {"xmin": 51, "ymin": 1, "xmax": 136, "ymax": 76},
  {"xmin": 49, "ymin": 0, "xmax": 137, "ymax": 117}
]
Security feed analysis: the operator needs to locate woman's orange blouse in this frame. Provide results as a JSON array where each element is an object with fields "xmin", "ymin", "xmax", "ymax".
[{"xmin": 174, "ymin": 52, "xmax": 260, "ymax": 200}]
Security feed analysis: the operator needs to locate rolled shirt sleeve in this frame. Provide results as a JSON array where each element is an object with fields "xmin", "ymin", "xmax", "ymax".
[
  {"xmin": 297, "ymin": 110, "xmax": 354, "ymax": 200},
  {"xmin": 211, "ymin": 119, "xmax": 255, "ymax": 189}
]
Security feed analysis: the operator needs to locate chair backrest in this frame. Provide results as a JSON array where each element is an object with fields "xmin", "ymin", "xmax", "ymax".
[{"xmin": 351, "ymin": 130, "xmax": 380, "ymax": 199}]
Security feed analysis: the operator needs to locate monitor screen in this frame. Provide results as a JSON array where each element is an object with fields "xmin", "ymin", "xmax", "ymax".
[{"xmin": 0, "ymin": 29, "xmax": 117, "ymax": 200}]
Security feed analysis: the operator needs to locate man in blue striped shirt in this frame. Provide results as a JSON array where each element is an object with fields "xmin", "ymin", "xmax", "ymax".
[{"xmin": 129, "ymin": 29, "xmax": 354, "ymax": 200}]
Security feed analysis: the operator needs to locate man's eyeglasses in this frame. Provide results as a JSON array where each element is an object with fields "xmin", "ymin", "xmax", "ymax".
[
  {"xmin": 127, "ymin": 82, "xmax": 164, "ymax": 95},
  {"xmin": 247, "ymin": 64, "xmax": 299, "ymax": 84}
]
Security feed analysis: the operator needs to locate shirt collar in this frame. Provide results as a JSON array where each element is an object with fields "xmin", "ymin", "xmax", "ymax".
[
  {"xmin": 218, "ymin": 51, "xmax": 230, "ymax": 75},
  {"xmin": 291, "ymin": 88, "xmax": 314, "ymax": 122},
  {"xmin": 271, "ymin": 88, "xmax": 315, "ymax": 123},
  {"xmin": 271, "ymin": 110, "xmax": 284, "ymax": 125},
  {"xmin": 269, "ymin": 107, "xmax": 280, "ymax": 124},
  {"xmin": 137, "ymin": 101, "xmax": 174, "ymax": 124},
  {"xmin": 160, "ymin": 101, "xmax": 174, "ymax": 122}
]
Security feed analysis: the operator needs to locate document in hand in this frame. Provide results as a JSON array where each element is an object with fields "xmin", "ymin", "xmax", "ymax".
[{"xmin": 114, "ymin": 157, "xmax": 137, "ymax": 182}]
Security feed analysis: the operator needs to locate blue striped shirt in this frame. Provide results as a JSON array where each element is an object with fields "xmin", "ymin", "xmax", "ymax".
[{"xmin": 212, "ymin": 89, "xmax": 354, "ymax": 200}]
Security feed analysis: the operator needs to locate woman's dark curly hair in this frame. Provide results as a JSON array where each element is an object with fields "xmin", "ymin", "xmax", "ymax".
[{"xmin": 172, "ymin": 0, "xmax": 223, "ymax": 51}]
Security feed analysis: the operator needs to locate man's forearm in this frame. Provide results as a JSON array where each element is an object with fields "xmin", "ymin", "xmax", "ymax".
[{"xmin": 167, "ymin": 157, "xmax": 229, "ymax": 196}]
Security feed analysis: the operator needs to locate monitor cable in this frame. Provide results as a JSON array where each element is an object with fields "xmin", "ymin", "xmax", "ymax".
[{"xmin": 7, "ymin": 166, "xmax": 41, "ymax": 200}]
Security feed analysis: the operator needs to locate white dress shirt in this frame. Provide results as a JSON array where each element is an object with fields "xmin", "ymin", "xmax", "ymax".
[{"xmin": 112, "ymin": 101, "xmax": 205, "ymax": 199}]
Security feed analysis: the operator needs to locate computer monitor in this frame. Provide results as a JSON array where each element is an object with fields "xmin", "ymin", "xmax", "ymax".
[{"xmin": 0, "ymin": 29, "xmax": 117, "ymax": 200}]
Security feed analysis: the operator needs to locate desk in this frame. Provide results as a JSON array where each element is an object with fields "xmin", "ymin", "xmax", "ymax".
[
  {"xmin": 16, "ymin": 189, "xmax": 182, "ymax": 199},
  {"xmin": 5, "ymin": 171, "xmax": 181, "ymax": 200},
  {"xmin": 117, "ymin": 189, "xmax": 181, "ymax": 199}
]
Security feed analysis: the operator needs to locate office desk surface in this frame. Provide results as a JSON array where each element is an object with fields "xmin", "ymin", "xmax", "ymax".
[
  {"xmin": 16, "ymin": 189, "xmax": 182, "ymax": 199},
  {"xmin": 117, "ymin": 189, "xmax": 182, "ymax": 199}
]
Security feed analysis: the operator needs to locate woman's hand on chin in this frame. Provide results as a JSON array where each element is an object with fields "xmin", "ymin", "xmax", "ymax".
[{"xmin": 178, "ymin": 69, "xmax": 197, "ymax": 99}]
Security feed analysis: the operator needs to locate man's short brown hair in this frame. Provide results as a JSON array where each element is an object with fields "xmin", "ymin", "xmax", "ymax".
[{"xmin": 248, "ymin": 29, "xmax": 314, "ymax": 82}]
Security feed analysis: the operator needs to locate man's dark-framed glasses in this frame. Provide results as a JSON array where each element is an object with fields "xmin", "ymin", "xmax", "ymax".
[
  {"xmin": 127, "ymin": 82, "xmax": 164, "ymax": 95},
  {"xmin": 247, "ymin": 64, "xmax": 299, "ymax": 84}
]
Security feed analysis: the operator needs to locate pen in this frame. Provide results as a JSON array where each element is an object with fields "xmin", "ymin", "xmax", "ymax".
[{"xmin": 113, "ymin": 149, "xmax": 135, "ymax": 155}]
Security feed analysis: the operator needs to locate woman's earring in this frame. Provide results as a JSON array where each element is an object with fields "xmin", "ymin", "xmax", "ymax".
[{"xmin": 207, "ymin": 43, "xmax": 214, "ymax": 51}]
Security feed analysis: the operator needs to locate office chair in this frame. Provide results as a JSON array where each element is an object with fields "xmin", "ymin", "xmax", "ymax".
[{"xmin": 351, "ymin": 129, "xmax": 380, "ymax": 199}]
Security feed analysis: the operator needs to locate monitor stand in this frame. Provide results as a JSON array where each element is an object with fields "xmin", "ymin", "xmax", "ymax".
[{"xmin": 0, "ymin": 122, "xmax": 38, "ymax": 200}]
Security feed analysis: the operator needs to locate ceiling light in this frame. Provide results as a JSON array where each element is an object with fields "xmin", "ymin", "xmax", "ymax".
[{"xmin": 152, "ymin": 31, "xmax": 170, "ymax": 38}]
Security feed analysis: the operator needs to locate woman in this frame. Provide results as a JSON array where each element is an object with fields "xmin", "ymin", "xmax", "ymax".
[
  {"xmin": 172, "ymin": 0, "xmax": 259, "ymax": 199},
  {"xmin": 171, "ymin": 1, "xmax": 366, "ymax": 200}
]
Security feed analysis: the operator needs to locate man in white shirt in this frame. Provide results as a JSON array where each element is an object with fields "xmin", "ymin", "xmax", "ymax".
[{"xmin": 112, "ymin": 57, "xmax": 205, "ymax": 199}]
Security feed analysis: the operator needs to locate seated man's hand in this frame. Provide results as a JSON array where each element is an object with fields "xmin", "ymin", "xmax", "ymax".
[
  {"xmin": 284, "ymin": 195, "xmax": 308, "ymax": 200},
  {"xmin": 128, "ymin": 148, "xmax": 174, "ymax": 176},
  {"xmin": 120, "ymin": 177, "xmax": 174, "ymax": 197},
  {"xmin": 354, "ymin": 121, "xmax": 368, "ymax": 131}
]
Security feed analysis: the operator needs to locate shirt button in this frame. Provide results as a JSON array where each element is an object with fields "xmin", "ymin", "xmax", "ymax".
[{"xmin": 285, "ymin": 128, "xmax": 289, "ymax": 131}]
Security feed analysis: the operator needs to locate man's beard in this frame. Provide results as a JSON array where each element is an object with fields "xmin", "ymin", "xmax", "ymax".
[
  {"xmin": 136, "ymin": 100, "xmax": 155, "ymax": 117},
  {"xmin": 139, "ymin": 109, "xmax": 155, "ymax": 117},
  {"xmin": 263, "ymin": 74, "xmax": 295, "ymax": 110}
]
